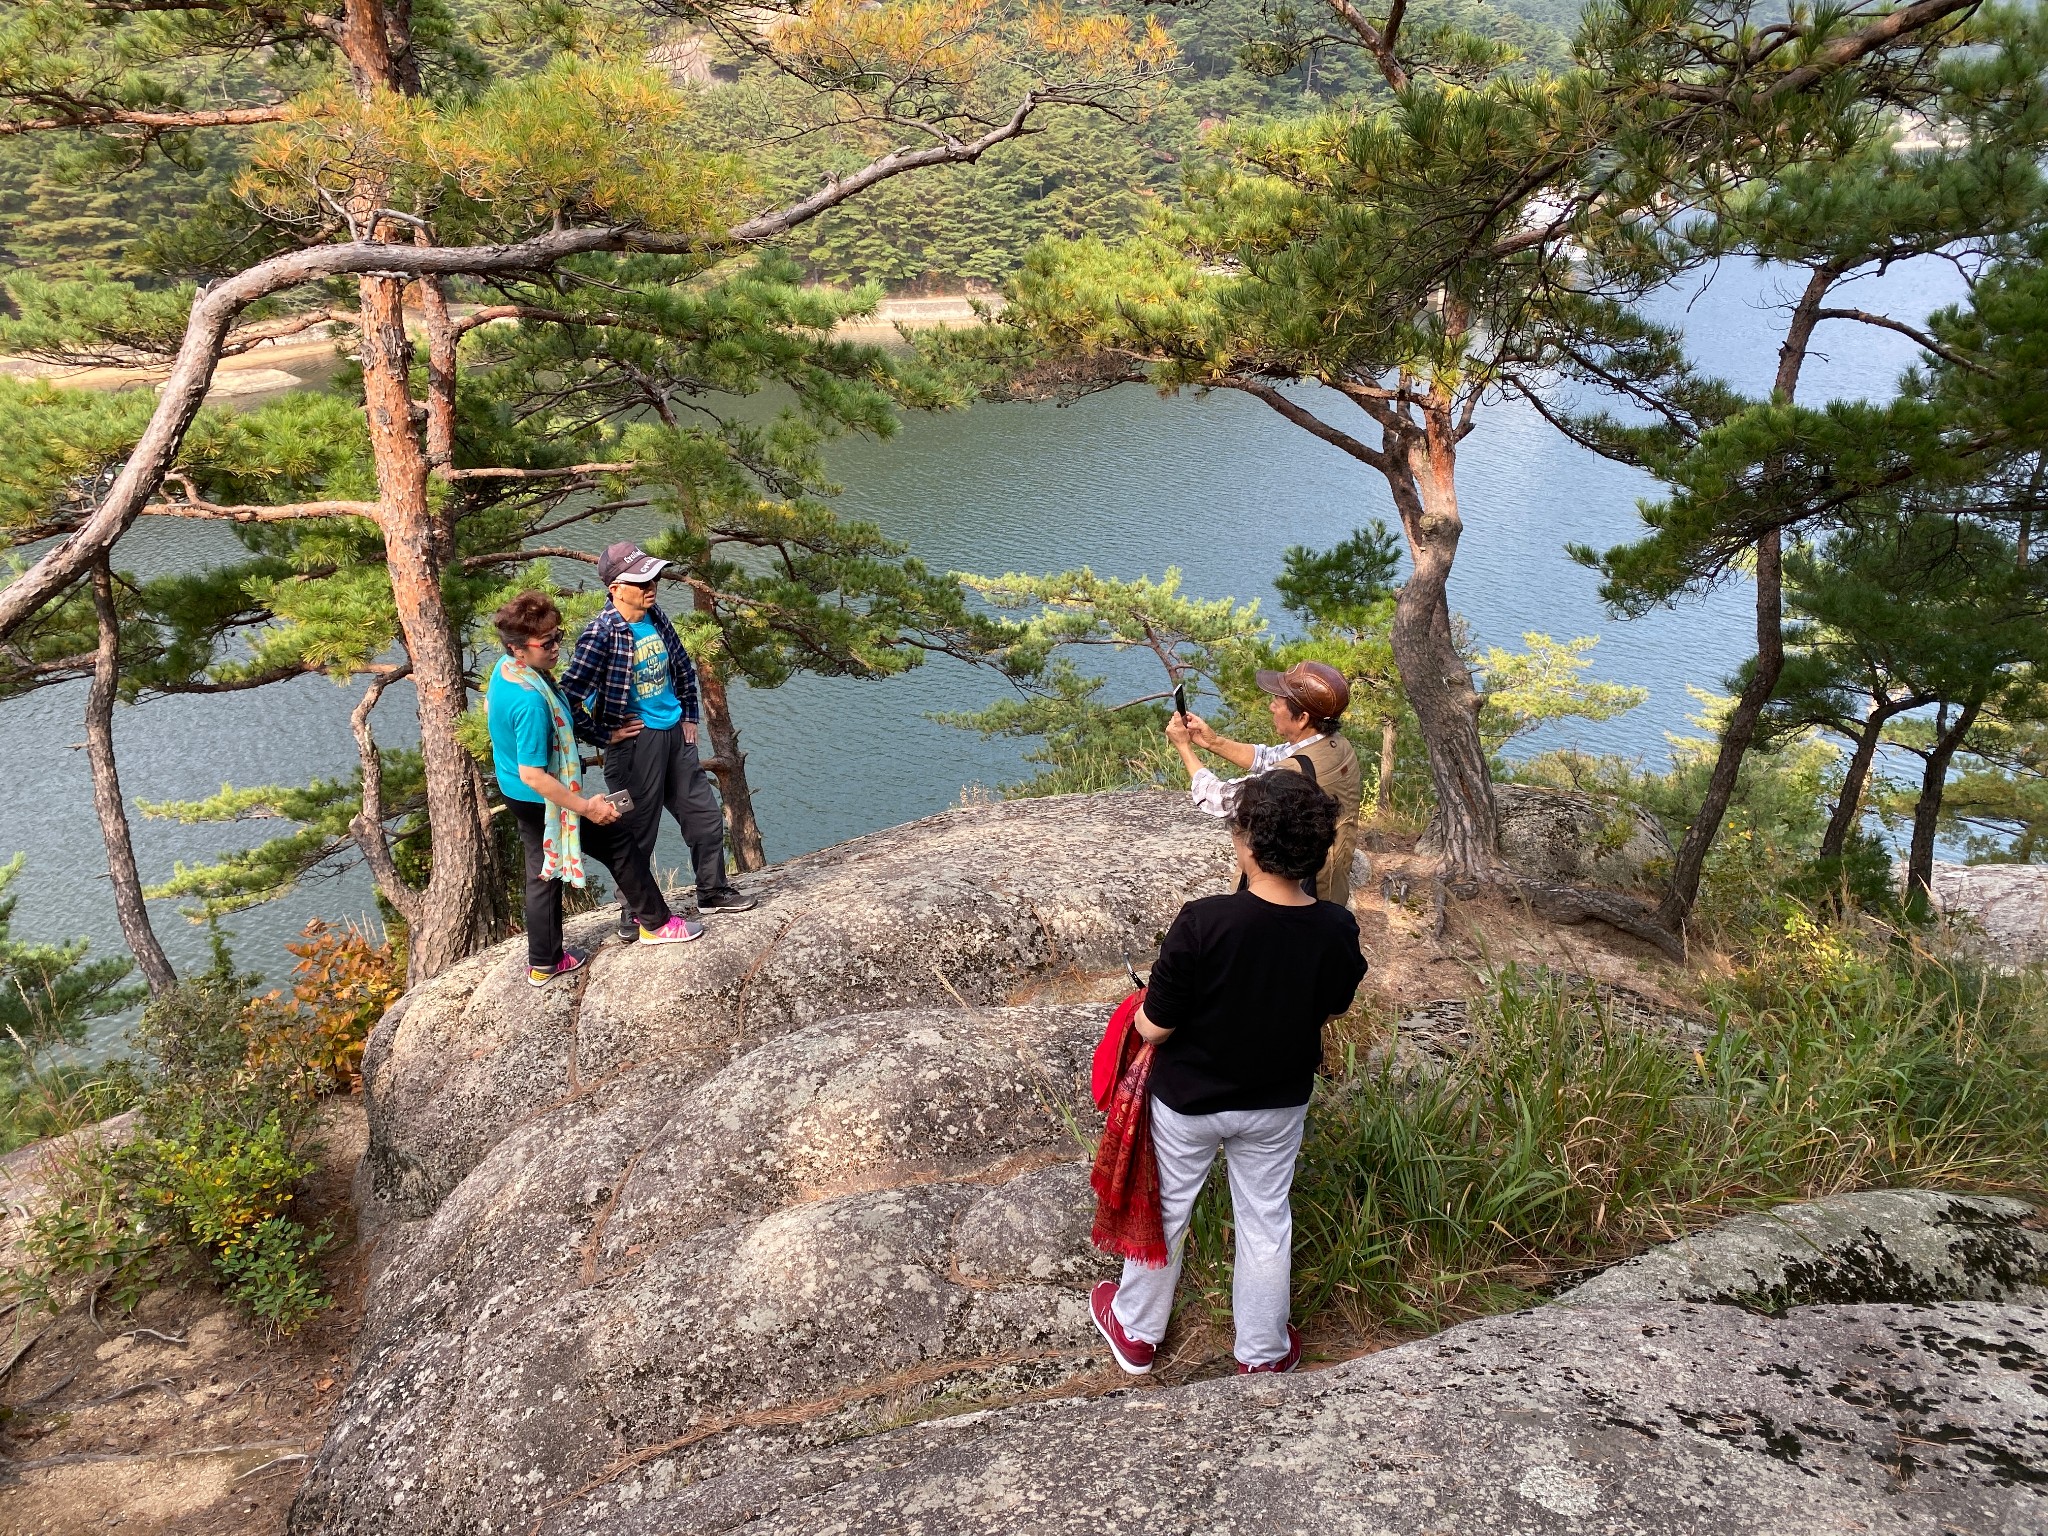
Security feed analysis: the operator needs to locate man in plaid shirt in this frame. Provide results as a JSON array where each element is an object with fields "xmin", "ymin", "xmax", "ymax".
[{"xmin": 561, "ymin": 542, "xmax": 757, "ymax": 932}]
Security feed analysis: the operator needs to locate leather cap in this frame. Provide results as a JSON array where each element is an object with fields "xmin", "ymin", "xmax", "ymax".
[{"xmin": 1255, "ymin": 660, "xmax": 1351, "ymax": 720}]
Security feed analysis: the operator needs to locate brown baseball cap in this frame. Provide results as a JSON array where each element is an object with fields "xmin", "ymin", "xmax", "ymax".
[
  {"xmin": 599, "ymin": 541, "xmax": 669, "ymax": 586},
  {"xmin": 1255, "ymin": 660, "xmax": 1351, "ymax": 720}
]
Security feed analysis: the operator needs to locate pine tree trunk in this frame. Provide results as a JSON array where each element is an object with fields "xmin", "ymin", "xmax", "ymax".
[
  {"xmin": 695, "ymin": 666, "xmax": 767, "ymax": 872},
  {"xmin": 358, "ymin": 274, "xmax": 499, "ymax": 981},
  {"xmin": 328, "ymin": 1, "xmax": 501, "ymax": 981},
  {"xmin": 1905, "ymin": 698, "xmax": 1980, "ymax": 915},
  {"xmin": 1387, "ymin": 394, "xmax": 1497, "ymax": 880},
  {"xmin": 686, "ymin": 585, "xmax": 767, "ymax": 871},
  {"xmin": 1819, "ymin": 694, "xmax": 1910, "ymax": 860},
  {"xmin": 1658, "ymin": 261, "xmax": 1842, "ymax": 931},
  {"xmin": 86, "ymin": 561, "xmax": 175, "ymax": 994}
]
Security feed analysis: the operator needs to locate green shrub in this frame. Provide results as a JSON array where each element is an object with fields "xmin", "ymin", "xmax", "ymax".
[
  {"xmin": 212, "ymin": 1215, "xmax": 333, "ymax": 1331},
  {"xmin": 13, "ymin": 1141, "xmax": 163, "ymax": 1315},
  {"xmin": 1, "ymin": 852, "xmax": 145, "ymax": 1152},
  {"xmin": 139, "ymin": 1105, "xmax": 315, "ymax": 1252},
  {"xmin": 9, "ymin": 943, "xmax": 340, "ymax": 1334}
]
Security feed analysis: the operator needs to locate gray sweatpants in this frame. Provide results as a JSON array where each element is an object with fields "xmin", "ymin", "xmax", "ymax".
[{"xmin": 1111, "ymin": 1098, "xmax": 1308, "ymax": 1367}]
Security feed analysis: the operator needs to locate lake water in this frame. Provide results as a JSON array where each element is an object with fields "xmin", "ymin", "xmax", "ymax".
[{"xmin": 0, "ymin": 258, "xmax": 1965, "ymax": 1044}]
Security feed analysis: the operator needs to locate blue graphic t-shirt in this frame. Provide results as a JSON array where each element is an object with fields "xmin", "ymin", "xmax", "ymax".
[{"xmin": 629, "ymin": 618, "xmax": 683, "ymax": 730}]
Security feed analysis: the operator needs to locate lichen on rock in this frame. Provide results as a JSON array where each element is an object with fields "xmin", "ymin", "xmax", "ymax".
[
  {"xmin": 359, "ymin": 791, "xmax": 1232, "ymax": 1222},
  {"xmin": 526, "ymin": 1301, "xmax": 2048, "ymax": 1535},
  {"xmin": 294, "ymin": 1000, "xmax": 1122, "ymax": 1536},
  {"xmin": 1557, "ymin": 1190, "xmax": 2048, "ymax": 1314}
]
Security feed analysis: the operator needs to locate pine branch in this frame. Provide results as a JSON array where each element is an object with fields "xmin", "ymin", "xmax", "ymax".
[
  {"xmin": 460, "ymin": 545, "xmax": 597, "ymax": 569},
  {"xmin": 144, "ymin": 663, "xmax": 322, "ymax": 695},
  {"xmin": 449, "ymin": 305, "xmax": 672, "ymax": 341},
  {"xmin": 728, "ymin": 93, "xmax": 1049, "ymax": 241},
  {"xmin": 0, "ymin": 103, "xmax": 292, "ymax": 137},
  {"xmin": 443, "ymin": 464, "xmax": 631, "ymax": 482},
  {"xmin": 1647, "ymin": 0, "xmax": 1982, "ymax": 106},
  {"xmin": 1214, "ymin": 381, "xmax": 1391, "ymax": 472},
  {"xmin": 140, "ymin": 498, "xmax": 382, "ymax": 521},
  {"xmin": 1326, "ymin": 0, "xmax": 1410, "ymax": 91},
  {"xmin": 1814, "ymin": 307, "xmax": 1992, "ymax": 375},
  {"xmin": 221, "ymin": 309, "xmax": 348, "ymax": 356}
]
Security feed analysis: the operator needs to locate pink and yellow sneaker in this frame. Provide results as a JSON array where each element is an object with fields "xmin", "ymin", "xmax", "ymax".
[
  {"xmin": 638, "ymin": 914, "xmax": 705, "ymax": 946},
  {"xmin": 526, "ymin": 947, "xmax": 589, "ymax": 989}
]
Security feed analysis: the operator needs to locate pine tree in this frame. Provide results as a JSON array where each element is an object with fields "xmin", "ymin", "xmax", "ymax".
[
  {"xmin": 980, "ymin": 0, "xmax": 1994, "ymax": 947},
  {"xmin": 1768, "ymin": 505, "xmax": 2048, "ymax": 907},
  {"xmin": 0, "ymin": 853, "xmax": 141, "ymax": 1063},
  {"xmin": 0, "ymin": 0, "xmax": 1172, "ymax": 980},
  {"xmin": 1934, "ymin": 698, "xmax": 2048, "ymax": 864},
  {"xmin": 1570, "ymin": 5, "xmax": 2048, "ymax": 928}
]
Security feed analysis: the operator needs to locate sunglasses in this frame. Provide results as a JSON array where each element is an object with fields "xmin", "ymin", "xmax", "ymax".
[{"xmin": 529, "ymin": 631, "xmax": 562, "ymax": 649}]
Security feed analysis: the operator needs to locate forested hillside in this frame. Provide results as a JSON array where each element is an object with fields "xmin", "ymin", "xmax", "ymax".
[{"xmin": 0, "ymin": 0, "xmax": 1578, "ymax": 291}]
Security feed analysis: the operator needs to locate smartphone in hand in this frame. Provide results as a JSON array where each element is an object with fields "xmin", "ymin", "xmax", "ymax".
[
  {"xmin": 1172, "ymin": 683, "xmax": 1188, "ymax": 721},
  {"xmin": 603, "ymin": 789, "xmax": 635, "ymax": 814}
]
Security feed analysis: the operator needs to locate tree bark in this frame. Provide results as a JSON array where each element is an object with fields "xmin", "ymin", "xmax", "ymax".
[
  {"xmin": 85, "ymin": 561, "xmax": 176, "ymax": 994},
  {"xmin": 1387, "ymin": 389, "xmax": 1498, "ymax": 880},
  {"xmin": 1818, "ymin": 691, "xmax": 1923, "ymax": 860},
  {"xmin": 1658, "ymin": 261, "xmax": 1843, "ymax": 931},
  {"xmin": 357, "ymin": 273, "xmax": 500, "ymax": 980},
  {"xmin": 1905, "ymin": 697, "xmax": 1980, "ymax": 914},
  {"xmin": 346, "ymin": 664, "xmax": 422, "ymax": 927},
  {"xmin": 695, "ymin": 666, "xmax": 767, "ymax": 873},
  {"xmin": 687, "ymin": 586, "xmax": 767, "ymax": 871}
]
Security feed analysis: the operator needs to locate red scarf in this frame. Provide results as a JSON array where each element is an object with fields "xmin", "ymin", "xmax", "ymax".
[{"xmin": 1090, "ymin": 992, "xmax": 1169, "ymax": 1267}]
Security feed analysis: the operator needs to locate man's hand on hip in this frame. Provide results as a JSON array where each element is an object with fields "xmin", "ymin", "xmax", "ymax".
[{"xmin": 609, "ymin": 719, "xmax": 644, "ymax": 744}]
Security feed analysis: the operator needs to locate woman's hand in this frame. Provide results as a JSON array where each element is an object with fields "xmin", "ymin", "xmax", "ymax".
[
  {"xmin": 1133, "ymin": 1003, "xmax": 1173, "ymax": 1044},
  {"xmin": 577, "ymin": 793, "xmax": 621, "ymax": 825}
]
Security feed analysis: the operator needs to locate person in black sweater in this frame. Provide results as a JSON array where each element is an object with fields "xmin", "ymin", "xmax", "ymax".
[{"xmin": 1092, "ymin": 770, "xmax": 1367, "ymax": 1375}]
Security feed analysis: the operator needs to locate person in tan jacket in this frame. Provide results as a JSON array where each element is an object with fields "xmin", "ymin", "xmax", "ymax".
[{"xmin": 1166, "ymin": 660, "xmax": 1363, "ymax": 906}]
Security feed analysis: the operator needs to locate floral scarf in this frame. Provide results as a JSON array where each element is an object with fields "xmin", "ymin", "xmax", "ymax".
[{"xmin": 493, "ymin": 653, "xmax": 586, "ymax": 888}]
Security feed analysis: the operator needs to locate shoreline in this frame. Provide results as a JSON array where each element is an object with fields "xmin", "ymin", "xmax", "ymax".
[{"xmin": 0, "ymin": 293, "xmax": 1001, "ymax": 401}]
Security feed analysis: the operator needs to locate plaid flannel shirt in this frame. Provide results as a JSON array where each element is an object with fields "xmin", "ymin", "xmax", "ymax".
[{"xmin": 559, "ymin": 600, "xmax": 700, "ymax": 745}]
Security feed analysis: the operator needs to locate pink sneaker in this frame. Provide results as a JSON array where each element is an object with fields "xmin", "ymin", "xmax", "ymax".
[
  {"xmin": 1237, "ymin": 1325, "xmax": 1303, "ymax": 1374},
  {"xmin": 638, "ymin": 914, "xmax": 705, "ymax": 946},
  {"xmin": 526, "ymin": 947, "xmax": 588, "ymax": 988},
  {"xmin": 1090, "ymin": 1281, "xmax": 1155, "ymax": 1375}
]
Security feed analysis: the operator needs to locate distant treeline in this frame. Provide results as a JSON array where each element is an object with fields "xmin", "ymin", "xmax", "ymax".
[{"xmin": 0, "ymin": 0, "xmax": 1581, "ymax": 294}]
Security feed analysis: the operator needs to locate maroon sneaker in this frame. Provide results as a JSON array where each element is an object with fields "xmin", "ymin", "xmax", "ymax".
[
  {"xmin": 1237, "ymin": 1325, "xmax": 1303, "ymax": 1374},
  {"xmin": 1090, "ymin": 1281, "xmax": 1156, "ymax": 1375}
]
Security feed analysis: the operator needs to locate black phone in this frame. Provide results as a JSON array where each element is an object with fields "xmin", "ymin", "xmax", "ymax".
[{"xmin": 1172, "ymin": 683, "xmax": 1187, "ymax": 721}]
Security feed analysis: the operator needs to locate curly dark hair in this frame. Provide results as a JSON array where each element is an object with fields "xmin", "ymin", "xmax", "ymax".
[
  {"xmin": 1229, "ymin": 769, "xmax": 1340, "ymax": 883},
  {"xmin": 494, "ymin": 590, "xmax": 562, "ymax": 651}
]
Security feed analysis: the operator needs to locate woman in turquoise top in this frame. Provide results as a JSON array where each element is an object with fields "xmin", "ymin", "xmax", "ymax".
[{"xmin": 488, "ymin": 591, "xmax": 702, "ymax": 986}]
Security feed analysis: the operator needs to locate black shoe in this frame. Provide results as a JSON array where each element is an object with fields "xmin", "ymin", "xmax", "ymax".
[
  {"xmin": 697, "ymin": 887, "xmax": 758, "ymax": 914},
  {"xmin": 617, "ymin": 908, "xmax": 638, "ymax": 942}
]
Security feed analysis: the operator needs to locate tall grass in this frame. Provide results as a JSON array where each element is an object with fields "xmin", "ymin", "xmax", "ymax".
[
  {"xmin": 1186, "ymin": 914, "xmax": 2048, "ymax": 1334},
  {"xmin": 1, "ymin": 1052, "xmax": 139, "ymax": 1154}
]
